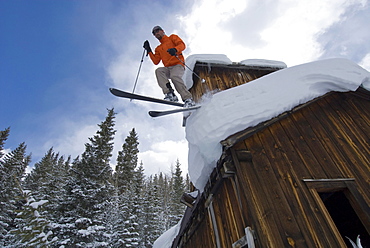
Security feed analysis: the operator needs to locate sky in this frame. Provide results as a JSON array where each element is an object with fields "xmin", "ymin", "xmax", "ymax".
[{"xmin": 1, "ymin": 0, "xmax": 369, "ymax": 177}]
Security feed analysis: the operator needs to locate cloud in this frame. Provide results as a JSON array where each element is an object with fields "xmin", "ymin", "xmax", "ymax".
[
  {"xmin": 221, "ymin": 0, "xmax": 279, "ymax": 48},
  {"xmin": 178, "ymin": 0, "xmax": 369, "ymax": 66},
  {"xmin": 139, "ymin": 139, "xmax": 189, "ymax": 176},
  {"xmin": 359, "ymin": 53, "xmax": 370, "ymax": 71},
  {"xmin": 41, "ymin": 115, "xmax": 103, "ymax": 160},
  {"xmin": 317, "ymin": 1, "xmax": 370, "ymax": 62}
]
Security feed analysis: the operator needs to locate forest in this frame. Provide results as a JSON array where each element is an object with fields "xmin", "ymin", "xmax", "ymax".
[{"xmin": 0, "ymin": 108, "xmax": 189, "ymax": 247}]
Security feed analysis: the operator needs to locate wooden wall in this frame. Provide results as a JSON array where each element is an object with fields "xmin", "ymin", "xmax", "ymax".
[
  {"xmin": 189, "ymin": 63, "xmax": 280, "ymax": 102},
  {"xmin": 176, "ymin": 91, "xmax": 370, "ymax": 247}
]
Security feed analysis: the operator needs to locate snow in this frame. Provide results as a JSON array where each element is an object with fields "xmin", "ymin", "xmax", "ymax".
[
  {"xmin": 363, "ymin": 77, "xmax": 370, "ymax": 90},
  {"xmin": 29, "ymin": 200, "xmax": 48, "ymax": 209},
  {"xmin": 184, "ymin": 56, "xmax": 370, "ymax": 192},
  {"xmin": 240, "ymin": 59, "xmax": 287, "ymax": 69},
  {"xmin": 152, "ymin": 220, "xmax": 181, "ymax": 248}
]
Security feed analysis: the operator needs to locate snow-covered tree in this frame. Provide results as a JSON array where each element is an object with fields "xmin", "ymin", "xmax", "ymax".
[
  {"xmin": 140, "ymin": 175, "xmax": 164, "ymax": 247},
  {"xmin": 169, "ymin": 159, "xmax": 186, "ymax": 227},
  {"xmin": 0, "ymin": 127, "xmax": 10, "ymax": 158},
  {"xmin": 0, "ymin": 121, "xmax": 192, "ymax": 247},
  {"xmin": 10, "ymin": 190, "xmax": 56, "ymax": 247},
  {"xmin": 114, "ymin": 128, "xmax": 139, "ymax": 194},
  {"xmin": 25, "ymin": 148, "xmax": 69, "ymax": 195},
  {"xmin": 22, "ymin": 148, "xmax": 71, "ymax": 245},
  {"xmin": 56, "ymin": 109, "xmax": 116, "ymax": 247},
  {"xmin": 110, "ymin": 128, "xmax": 141, "ymax": 247},
  {"xmin": 0, "ymin": 128, "xmax": 31, "ymax": 246}
]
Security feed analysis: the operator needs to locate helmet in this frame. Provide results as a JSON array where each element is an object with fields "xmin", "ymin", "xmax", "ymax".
[{"xmin": 152, "ymin": 25, "xmax": 163, "ymax": 35}]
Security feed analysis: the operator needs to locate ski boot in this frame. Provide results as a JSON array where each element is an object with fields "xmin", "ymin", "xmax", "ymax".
[
  {"xmin": 184, "ymin": 98, "xmax": 195, "ymax": 108},
  {"xmin": 164, "ymin": 92, "xmax": 179, "ymax": 102}
]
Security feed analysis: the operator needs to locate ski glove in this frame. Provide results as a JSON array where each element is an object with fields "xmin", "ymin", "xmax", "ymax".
[
  {"xmin": 167, "ymin": 48, "xmax": 177, "ymax": 56},
  {"xmin": 143, "ymin": 40, "xmax": 152, "ymax": 56}
]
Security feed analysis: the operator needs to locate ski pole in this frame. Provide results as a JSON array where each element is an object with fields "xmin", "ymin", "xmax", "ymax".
[
  {"xmin": 175, "ymin": 55, "xmax": 206, "ymax": 83},
  {"xmin": 131, "ymin": 48, "xmax": 146, "ymax": 95}
]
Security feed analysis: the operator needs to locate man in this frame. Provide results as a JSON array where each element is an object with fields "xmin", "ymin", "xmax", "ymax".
[{"xmin": 143, "ymin": 26, "xmax": 194, "ymax": 107}]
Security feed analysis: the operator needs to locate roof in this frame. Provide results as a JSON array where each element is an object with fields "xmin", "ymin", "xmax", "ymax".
[{"xmin": 184, "ymin": 57, "xmax": 370, "ymax": 192}]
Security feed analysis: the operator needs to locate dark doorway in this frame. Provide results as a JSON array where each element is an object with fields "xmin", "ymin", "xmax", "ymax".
[{"xmin": 319, "ymin": 191, "xmax": 369, "ymax": 247}]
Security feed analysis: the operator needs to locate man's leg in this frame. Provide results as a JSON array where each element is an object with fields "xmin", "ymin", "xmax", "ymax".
[
  {"xmin": 170, "ymin": 65, "xmax": 192, "ymax": 101},
  {"xmin": 155, "ymin": 67, "xmax": 170, "ymax": 94}
]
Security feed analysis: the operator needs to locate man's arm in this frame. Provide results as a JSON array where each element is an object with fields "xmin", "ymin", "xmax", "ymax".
[
  {"xmin": 143, "ymin": 40, "xmax": 161, "ymax": 65},
  {"xmin": 149, "ymin": 47, "xmax": 161, "ymax": 65},
  {"xmin": 170, "ymin": 34, "xmax": 186, "ymax": 54}
]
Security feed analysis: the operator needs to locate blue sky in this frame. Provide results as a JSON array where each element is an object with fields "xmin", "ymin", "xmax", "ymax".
[{"xmin": 1, "ymin": 0, "xmax": 369, "ymax": 176}]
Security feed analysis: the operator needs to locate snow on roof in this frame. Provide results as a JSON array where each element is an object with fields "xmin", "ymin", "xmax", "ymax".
[
  {"xmin": 240, "ymin": 59, "xmax": 287, "ymax": 69},
  {"xmin": 183, "ymin": 54, "xmax": 287, "ymax": 89},
  {"xmin": 185, "ymin": 57, "xmax": 370, "ymax": 192},
  {"xmin": 152, "ymin": 220, "xmax": 181, "ymax": 248}
]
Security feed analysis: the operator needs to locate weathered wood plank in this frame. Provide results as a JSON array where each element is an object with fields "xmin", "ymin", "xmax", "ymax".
[
  {"xmin": 309, "ymin": 188, "xmax": 348, "ymax": 247},
  {"xmin": 343, "ymin": 96, "xmax": 370, "ymax": 143},
  {"xmin": 279, "ymin": 112, "xmax": 328, "ymax": 178},
  {"xmin": 325, "ymin": 94, "xmax": 370, "ymax": 163},
  {"xmin": 261, "ymin": 124, "xmax": 324, "ymax": 247},
  {"xmin": 258, "ymin": 125, "xmax": 313, "ymax": 247},
  {"xmin": 242, "ymin": 133, "xmax": 298, "ymax": 247},
  {"xmin": 212, "ymin": 179, "xmax": 245, "ymax": 244},
  {"xmin": 312, "ymin": 95, "xmax": 370, "ymax": 195},
  {"xmin": 224, "ymin": 178, "xmax": 246, "ymax": 239},
  {"xmin": 291, "ymin": 103, "xmax": 344, "ymax": 178},
  {"xmin": 231, "ymin": 148, "xmax": 284, "ymax": 247},
  {"xmin": 318, "ymin": 96, "xmax": 370, "ymax": 166},
  {"xmin": 300, "ymin": 99, "xmax": 354, "ymax": 178}
]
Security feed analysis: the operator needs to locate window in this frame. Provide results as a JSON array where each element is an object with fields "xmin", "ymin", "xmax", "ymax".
[
  {"xmin": 319, "ymin": 190, "xmax": 369, "ymax": 247},
  {"xmin": 304, "ymin": 179, "xmax": 370, "ymax": 247}
]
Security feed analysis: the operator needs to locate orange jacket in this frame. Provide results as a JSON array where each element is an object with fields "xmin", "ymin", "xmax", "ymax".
[{"xmin": 149, "ymin": 34, "xmax": 186, "ymax": 67}]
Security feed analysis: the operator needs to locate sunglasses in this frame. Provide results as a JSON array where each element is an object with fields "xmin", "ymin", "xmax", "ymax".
[{"xmin": 152, "ymin": 29, "xmax": 162, "ymax": 35}]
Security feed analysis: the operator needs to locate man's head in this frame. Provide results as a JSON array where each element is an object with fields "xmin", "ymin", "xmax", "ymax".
[{"xmin": 152, "ymin": 25, "xmax": 165, "ymax": 40}]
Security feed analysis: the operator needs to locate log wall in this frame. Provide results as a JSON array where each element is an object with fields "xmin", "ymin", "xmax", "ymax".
[{"xmin": 189, "ymin": 63, "xmax": 279, "ymax": 102}]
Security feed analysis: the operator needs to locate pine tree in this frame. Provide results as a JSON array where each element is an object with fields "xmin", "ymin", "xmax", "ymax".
[
  {"xmin": 0, "ymin": 128, "xmax": 31, "ymax": 246},
  {"xmin": 24, "ymin": 148, "xmax": 70, "ymax": 200},
  {"xmin": 185, "ymin": 173, "xmax": 191, "ymax": 191},
  {"xmin": 23, "ymin": 148, "xmax": 71, "ymax": 244},
  {"xmin": 141, "ymin": 175, "xmax": 164, "ymax": 247},
  {"xmin": 57, "ymin": 109, "xmax": 116, "ymax": 247},
  {"xmin": 153, "ymin": 172, "xmax": 172, "ymax": 231},
  {"xmin": 132, "ymin": 162, "xmax": 145, "ymax": 246},
  {"xmin": 111, "ymin": 128, "xmax": 141, "ymax": 247},
  {"xmin": 114, "ymin": 128, "xmax": 139, "ymax": 194},
  {"xmin": 75, "ymin": 108, "xmax": 116, "ymax": 184},
  {"xmin": 0, "ymin": 128, "xmax": 11, "ymax": 244},
  {"xmin": 0, "ymin": 127, "xmax": 10, "ymax": 158},
  {"xmin": 169, "ymin": 159, "xmax": 186, "ymax": 227}
]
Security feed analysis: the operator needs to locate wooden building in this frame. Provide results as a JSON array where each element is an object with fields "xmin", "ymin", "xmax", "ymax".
[{"xmin": 172, "ymin": 60, "xmax": 370, "ymax": 247}]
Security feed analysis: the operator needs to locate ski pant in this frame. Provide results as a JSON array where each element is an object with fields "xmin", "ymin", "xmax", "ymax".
[{"xmin": 155, "ymin": 64, "xmax": 192, "ymax": 101}]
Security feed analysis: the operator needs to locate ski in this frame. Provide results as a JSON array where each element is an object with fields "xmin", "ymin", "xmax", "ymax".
[
  {"xmin": 149, "ymin": 105, "xmax": 201, "ymax": 117},
  {"xmin": 109, "ymin": 88, "xmax": 184, "ymax": 107}
]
